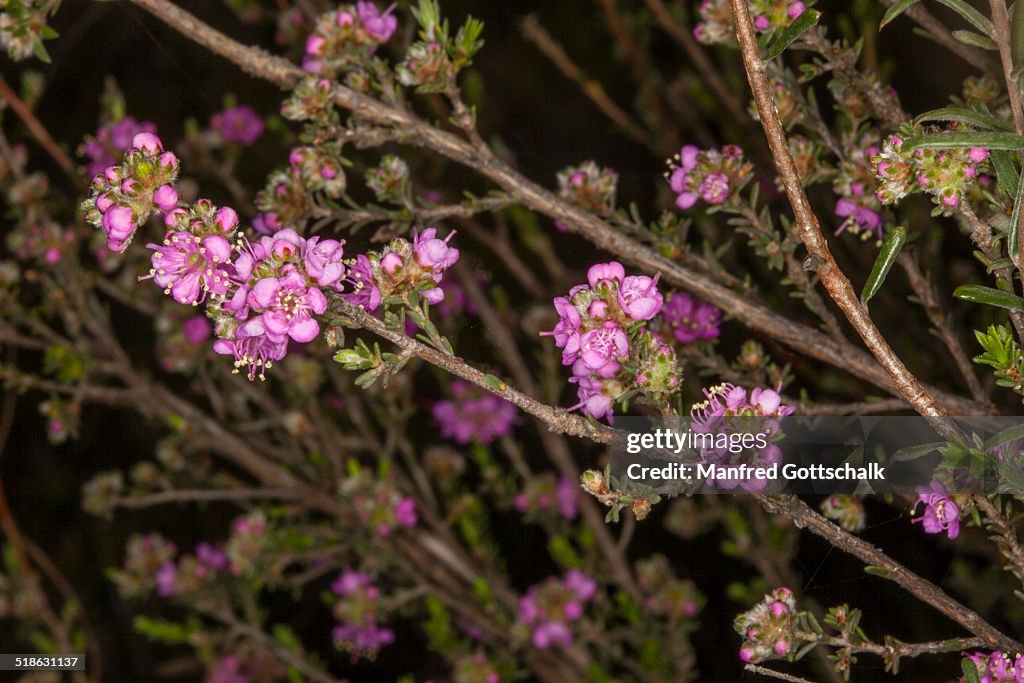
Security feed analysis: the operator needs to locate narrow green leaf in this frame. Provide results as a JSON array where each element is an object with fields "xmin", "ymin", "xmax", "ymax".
[
  {"xmin": 937, "ymin": 0, "xmax": 994, "ymax": 34},
  {"xmin": 995, "ymin": 458, "xmax": 1024, "ymax": 494},
  {"xmin": 765, "ymin": 9, "xmax": 821, "ymax": 60},
  {"xmin": 880, "ymin": 0, "xmax": 921, "ymax": 29},
  {"xmin": 990, "ymin": 150, "xmax": 1020, "ymax": 197},
  {"xmin": 892, "ymin": 441, "xmax": 944, "ymax": 461},
  {"xmin": 1010, "ymin": 166, "xmax": 1024, "ymax": 270},
  {"xmin": 914, "ymin": 106, "xmax": 1013, "ymax": 131},
  {"xmin": 954, "ymin": 284, "xmax": 1024, "ymax": 310},
  {"xmin": 903, "ymin": 131, "xmax": 1024, "ymax": 152},
  {"xmin": 864, "ymin": 565, "xmax": 892, "ymax": 578},
  {"xmin": 1014, "ymin": 0, "xmax": 1024, "ymax": 80},
  {"xmin": 861, "ymin": 227, "xmax": 907, "ymax": 304},
  {"xmin": 963, "ymin": 658, "xmax": 982, "ymax": 683},
  {"xmin": 982, "ymin": 422, "xmax": 1024, "ymax": 452},
  {"xmin": 952, "ymin": 29, "xmax": 999, "ymax": 50}
]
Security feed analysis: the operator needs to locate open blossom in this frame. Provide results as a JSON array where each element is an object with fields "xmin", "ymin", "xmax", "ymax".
[
  {"xmin": 661, "ymin": 291, "xmax": 722, "ymax": 344},
  {"xmin": 248, "ymin": 267, "xmax": 328, "ymax": 343},
  {"xmin": 579, "ymin": 321, "xmax": 629, "ymax": 371},
  {"xmin": 433, "ymin": 380, "xmax": 518, "ymax": 444},
  {"xmin": 912, "ymin": 481, "xmax": 960, "ymax": 539},
  {"xmin": 341, "ymin": 254, "xmax": 382, "ymax": 311},
  {"xmin": 146, "ymin": 231, "xmax": 233, "ymax": 305},
  {"xmin": 330, "ymin": 570, "xmax": 395, "ymax": 659},
  {"xmin": 413, "ymin": 227, "xmax": 460, "ymax": 272},
  {"xmin": 210, "ymin": 104, "xmax": 265, "ymax": 146}
]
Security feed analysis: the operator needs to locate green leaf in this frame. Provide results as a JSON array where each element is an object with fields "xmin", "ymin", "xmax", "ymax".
[
  {"xmin": 990, "ymin": 151, "xmax": 1020, "ymax": 197},
  {"xmin": 963, "ymin": 658, "xmax": 982, "ymax": 683},
  {"xmin": 914, "ymin": 106, "xmax": 1013, "ymax": 131},
  {"xmin": 864, "ymin": 565, "xmax": 892, "ymax": 578},
  {"xmin": 954, "ymin": 284, "xmax": 1024, "ymax": 310},
  {"xmin": 765, "ymin": 9, "xmax": 821, "ymax": 60},
  {"xmin": 1011, "ymin": 158, "xmax": 1024, "ymax": 267},
  {"xmin": 892, "ymin": 441, "xmax": 944, "ymax": 461},
  {"xmin": 937, "ymin": 0, "xmax": 994, "ymax": 34},
  {"xmin": 903, "ymin": 131, "xmax": 1024, "ymax": 152},
  {"xmin": 952, "ymin": 29, "xmax": 999, "ymax": 50},
  {"xmin": 995, "ymin": 458, "xmax": 1024, "ymax": 494},
  {"xmin": 861, "ymin": 226, "xmax": 906, "ymax": 304},
  {"xmin": 880, "ymin": 0, "xmax": 921, "ymax": 29},
  {"xmin": 982, "ymin": 422, "xmax": 1024, "ymax": 452}
]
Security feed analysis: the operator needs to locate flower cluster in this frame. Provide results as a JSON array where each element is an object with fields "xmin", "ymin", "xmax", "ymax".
[
  {"xmin": 514, "ymin": 474, "xmax": 579, "ymax": 521},
  {"xmin": 81, "ymin": 132, "xmax": 180, "ymax": 252},
  {"xmin": 873, "ymin": 133, "xmax": 989, "ymax": 210},
  {"xmin": 451, "ymin": 652, "xmax": 501, "ymax": 683},
  {"xmin": 289, "ymin": 145, "xmax": 347, "ymax": 196},
  {"xmin": 109, "ymin": 533, "xmax": 178, "ymax": 598},
  {"xmin": 79, "ymin": 117, "xmax": 158, "ymax": 176},
  {"xmin": 635, "ymin": 555, "xmax": 703, "ymax": 620},
  {"xmin": 365, "ymin": 154, "xmax": 410, "ymax": 203},
  {"xmin": 666, "ymin": 144, "xmax": 752, "ymax": 210},
  {"xmin": 223, "ymin": 512, "xmax": 269, "ymax": 576},
  {"xmin": 690, "ymin": 383, "xmax": 794, "ymax": 492},
  {"xmin": 4, "ymin": 219, "xmax": 75, "ymax": 266},
  {"xmin": 833, "ymin": 139, "xmax": 884, "ymax": 240},
  {"xmin": 0, "ymin": 1, "xmax": 58, "ymax": 61},
  {"xmin": 518, "ymin": 570, "xmax": 596, "ymax": 649},
  {"xmin": 154, "ymin": 541, "xmax": 231, "ymax": 598},
  {"xmin": 210, "ymin": 104, "xmax": 265, "ymax": 147},
  {"xmin": 733, "ymin": 587, "xmax": 798, "ymax": 663},
  {"xmin": 352, "ymin": 483, "xmax": 418, "ymax": 537},
  {"xmin": 303, "ymin": 2, "xmax": 397, "ymax": 76},
  {"xmin": 397, "ymin": 40, "xmax": 451, "ymax": 90},
  {"xmin": 352, "ymin": 227, "xmax": 461, "ymax": 308},
  {"xmin": 694, "ymin": 0, "xmax": 807, "ymax": 44},
  {"xmin": 911, "ymin": 481, "xmax": 961, "ymax": 539},
  {"xmin": 961, "ymin": 651, "xmax": 1024, "ymax": 682},
  {"xmin": 433, "ymin": 379, "xmax": 518, "ymax": 445},
  {"xmin": 543, "ymin": 261, "xmax": 676, "ymax": 421},
  {"xmin": 660, "ymin": 291, "xmax": 722, "ymax": 345},
  {"xmin": 556, "ymin": 161, "xmax": 618, "ymax": 213},
  {"xmin": 330, "ymin": 570, "xmax": 395, "ymax": 660}
]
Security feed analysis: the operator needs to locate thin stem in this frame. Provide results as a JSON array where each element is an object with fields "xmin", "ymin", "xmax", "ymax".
[
  {"xmin": 744, "ymin": 665, "xmax": 815, "ymax": 683},
  {"xmin": 756, "ymin": 494, "xmax": 1022, "ymax": 653},
  {"xmin": 0, "ymin": 73, "xmax": 77, "ymax": 180},
  {"xmin": 730, "ymin": 0, "xmax": 947, "ymax": 420},
  {"xmin": 974, "ymin": 495, "xmax": 1024, "ymax": 595},
  {"xmin": 898, "ymin": 252, "xmax": 991, "ymax": 406},
  {"xmin": 990, "ymin": 0, "xmax": 1024, "ymax": 134},
  {"xmin": 878, "ymin": 0, "xmax": 994, "ymax": 73},
  {"xmin": 121, "ymin": 0, "xmax": 988, "ymax": 415}
]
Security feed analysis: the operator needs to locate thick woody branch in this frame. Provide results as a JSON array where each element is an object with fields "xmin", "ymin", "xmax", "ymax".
[
  {"xmin": 729, "ymin": 0, "xmax": 945, "ymax": 420},
  {"xmin": 122, "ymin": 0, "xmax": 988, "ymax": 416}
]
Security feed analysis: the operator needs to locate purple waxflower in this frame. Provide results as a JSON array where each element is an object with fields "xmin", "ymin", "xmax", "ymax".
[
  {"xmin": 912, "ymin": 481, "xmax": 960, "ymax": 539},
  {"xmin": 210, "ymin": 104, "xmax": 265, "ymax": 147},
  {"xmin": 433, "ymin": 380, "xmax": 518, "ymax": 444},
  {"xmin": 213, "ymin": 325, "xmax": 289, "ymax": 381},
  {"xmin": 357, "ymin": 1, "xmax": 397, "ymax": 43},
  {"xmin": 210, "ymin": 656, "xmax": 250, "ymax": 683},
  {"xmin": 342, "ymin": 254, "xmax": 382, "ymax": 311},
  {"xmin": 81, "ymin": 117, "xmax": 158, "ymax": 175},
  {"xmin": 146, "ymin": 231, "xmax": 234, "ymax": 305},
  {"xmin": 413, "ymin": 227, "xmax": 460, "ymax": 273},
  {"xmin": 531, "ymin": 621, "xmax": 572, "ymax": 649},
  {"xmin": 540, "ymin": 296, "xmax": 582, "ymax": 365},
  {"xmin": 617, "ymin": 274, "xmax": 663, "ymax": 320},
  {"xmin": 556, "ymin": 476, "xmax": 579, "ymax": 519},
  {"xmin": 661, "ymin": 291, "xmax": 722, "ymax": 344},
  {"xmin": 834, "ymin": 198, "xmax": 883, "ymax": 238},
  {"xmin": 564, "ymin": 569, "xmax": 597, "ymax": 601},
  {"xmin": 569, "ymin": 376, "xmax": 613, "ymax": 421},
  {"xmin": 332, "ymin": 569, "xmax": 372, "ymax": 596},
  {"xmin": 182, "ymin": 315, "xmax": 212, "ymax": 345},
  {"xmin": 155, "ymin": 561, "xmax": 177, "ymax": 597},
  {"xmin": 698, "ymin": 171, "xmax": 730, "ymax": 204},
  {"xmin": 394, "ymin": 497, "xmax": 417, "ymax": 527},
  {"xmin": 302, "ymin": 236, "xmax": 346, "ymax": 288},
  {"xmin": 579, "ymin": 321, "xmax": 629, "ymax": 372},
  {"xmin": 248, "ymin": 268, "xmax": 327, "ymax": 343},
  {"xmin": 196, "ymin": 542, "xmax": 230, "ymax": 572}
]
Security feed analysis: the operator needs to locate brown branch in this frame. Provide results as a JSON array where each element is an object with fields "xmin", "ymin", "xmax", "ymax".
[
  {"xmin": 0, "ymin": 73, "xmax": 77, "ymax": 180},
  {"xmin": 729, "ymin": 0, "xmax": 947, "ymax": 420},
  {"xmin": 520, "ymin": 15, "xmax": 656, "ymax": 150},
  {"xmin": 989, "ymin": 0, "xmax": 1024, "ymax": 133},
  {"xmin": 899, "ymin": 252, "xmax": 991, "ymax": 407},
  {"xmin": 756, "ymin": 494, "xmax": 1022, "ymax": 653},
  {"xmin": 122, "ymin": 0, "xmax": 989, "ymax": 415}
]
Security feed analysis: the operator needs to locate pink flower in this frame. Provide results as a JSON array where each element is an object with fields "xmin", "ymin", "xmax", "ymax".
[
  {"xmin": 698, "ymin": 171, "xmax": 730, "ymax": 204},
  {"xmin": 413, "ymin": 227, "xmax": 460, "ymax": 272},
  {"xmin": 912, "ymin": 481, "xmax": 960, "ymax": 539},
  {"xmin": 617, "ymin": 274, "xmax": 663, "ymax": 320},
  {"xmin": 433, "ymin": 380, "xmax": 518, "ymax": 444},
  {"xmin": 342, "ymin": 254, "xmax": 382, "ymax": 311},
  {"xmin": 152, "ymin": 184, "xmax": 179, "ymax": 212},
  {"xmin": 101, "ymin": 205, "xmax": 137, "ymax": 252},
  {"xmin": 132, "ymin": 132, "xmax": 163, "ymax": 154},
  {"xmin": 579, "ymin": 321, "xmax": 629, "ymax": 371},
  {"xmin": 394, "ymin": 497, "xmax": 417, "ymax": 527},
  {"xmin": 182, "ymin": 316, "xmax": 212, "ymax": 345},
  {"xmin": 357, "ymin": 1, "xmax": 397, "ymax": 43},
  {"xmin": 248, "ymin": 268, "xmax": 327, "ymax": 343},
  {"xmin": 661, "ymin": 291, "xmax": 722, "ymax": 344},
  {"xmin": 303, "ymin": 236, "xmax": 346, "ymax": 288},
  {"xmin": 586, "ymin": 261, "xmax": 625, "ymax": 288},
  {"xmin": 146, "ymin": 231, "xmax": 234, "ymax": 305},
  {"xmin": 210, "ymin": 104, "xmax": 265, "ymax": 146}
]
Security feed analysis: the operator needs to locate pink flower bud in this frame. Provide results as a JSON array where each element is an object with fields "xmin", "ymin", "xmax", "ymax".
[
  {"xmin": 132, "ymin": 132, "xmax": 163, "ymax": 154},
  {"xmin": 153, "ymin": 184, "xmax": 179, "ymax": 212},
  {"xmin": 381, "ymin": 252, "xmax": 403, "ymax": 274},
  {"xmin": 215, "ymin": 206, "xmax": 239, "ymax": 233},
  {"xmin": 968, "ymin": 147, "xmax": 989, "ymax": 163},
  {"xmin": 773, "ymin": 638, "xmax": 790, "ymax": 655}
]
